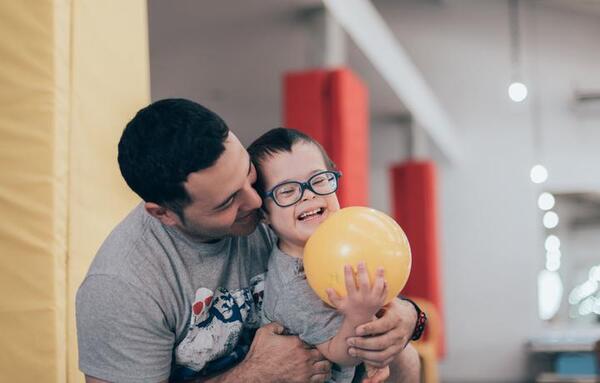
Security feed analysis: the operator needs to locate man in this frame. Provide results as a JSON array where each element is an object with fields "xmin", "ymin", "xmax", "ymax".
[{"xmin": 76, "ymin": 98, "xmax": 423, "ymax": 382}]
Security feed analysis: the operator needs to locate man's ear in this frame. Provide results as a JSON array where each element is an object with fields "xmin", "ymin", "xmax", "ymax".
[{"xmin": 144, "ymin": 202, "xmax": 180, "ymax": 227}]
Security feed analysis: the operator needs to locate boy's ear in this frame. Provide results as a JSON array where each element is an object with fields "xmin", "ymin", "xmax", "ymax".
[
  {"xmin": 144, "ymin": 202, "xmax": 180, "ymax": 227},
  {"xmin": 260, "ymin": 207, "xmax": 270, "ymax": 224}
]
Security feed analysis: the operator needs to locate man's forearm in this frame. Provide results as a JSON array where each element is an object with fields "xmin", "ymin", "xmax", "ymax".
[
  {"xmin": 389, "ymin": 343, "xmax": 420, "ymax": 383},
  {"xmin": 184, "ymin": 359, "xmax": 265, "ymax": 383},
  {"xmin": 86, "ymin": 363, "xmax": 259, "ymax": 383}
]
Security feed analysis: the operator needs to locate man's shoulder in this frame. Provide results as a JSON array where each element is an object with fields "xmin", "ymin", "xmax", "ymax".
[
  {"xmin": 86, "ymin": 203, "xmax": 162, "ymax": 278},
  {"xmin": 77, "ymin": 204, "xmax": 182, "ymax": 323}
]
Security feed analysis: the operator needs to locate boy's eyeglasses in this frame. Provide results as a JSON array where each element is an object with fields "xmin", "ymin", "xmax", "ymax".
[{"xmin": 264, "ymin": 170, "xmax": 342, "ymax": 208}]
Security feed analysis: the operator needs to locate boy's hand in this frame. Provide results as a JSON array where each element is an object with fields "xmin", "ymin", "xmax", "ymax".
[{"xmin": 326, "ymin": 262, "xmax": 388, "ymax": 321}]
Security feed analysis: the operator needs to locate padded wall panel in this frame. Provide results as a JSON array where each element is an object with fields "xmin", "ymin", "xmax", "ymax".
[
  {"xmin": 0, "ymin": 2, "xmax": 66, "ymax": 381},
  {"xmin": 390, "ymin": 160, "xmax": 445, "ymax": 357},
  {"xmin": 67, "ymin": 2, "xmax": 149, "ymax": 381},
  {"xmin": 0, "ymin": 1, "xmax": 149, "ymax": 381},
  {"xmin": 284, "ymin": 68, "xmax": 368, "ymax": 207},
  {"xmin": 284, "ymin": 70, "xmax": 331, "ymax": 148}
]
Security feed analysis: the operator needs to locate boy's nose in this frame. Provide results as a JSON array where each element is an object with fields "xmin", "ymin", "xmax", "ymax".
[{"xmin": 301, "ymin": 187, "xmax": 317, "ymax": 201}]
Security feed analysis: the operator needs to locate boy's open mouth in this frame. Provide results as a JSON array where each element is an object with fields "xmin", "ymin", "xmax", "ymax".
[{"xmin": 297, "ymin": 207, "xmax": 325, "ymax": 221}]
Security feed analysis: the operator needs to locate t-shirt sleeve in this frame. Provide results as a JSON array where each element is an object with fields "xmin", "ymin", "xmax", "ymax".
[
  {"xmin": 76, "ymin": 275, "xmax": 175, "ymax": 383},
  {"xmin": 272, "ymin": 276, "xmax": 344, "ymax": 346}
]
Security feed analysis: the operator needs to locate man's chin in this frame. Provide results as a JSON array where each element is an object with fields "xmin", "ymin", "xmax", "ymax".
[{"xmin": 230, "ymin": 213, "xmax": 259, "ymax": 237}]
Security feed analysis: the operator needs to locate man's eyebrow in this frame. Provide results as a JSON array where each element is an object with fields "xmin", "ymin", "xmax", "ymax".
[{"xmin": 214, "ymin": 158, "xmax": 252, "ymax": 210}]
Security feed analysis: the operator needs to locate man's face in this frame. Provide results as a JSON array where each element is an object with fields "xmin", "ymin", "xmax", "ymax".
[{"xmin": 174, "ymin": 132, "xmax": 262, "ymax": 241}]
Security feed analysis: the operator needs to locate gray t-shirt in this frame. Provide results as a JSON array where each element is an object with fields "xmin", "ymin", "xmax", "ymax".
[
  {"xmin": 261, "ymin": 246, "xmax": 356, "ymax": 383},
  {"xmin": 76, "ymin": 203, "xmax": 275, "ymax": 382}
]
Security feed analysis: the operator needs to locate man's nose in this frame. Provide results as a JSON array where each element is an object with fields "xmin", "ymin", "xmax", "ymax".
[{"xmin": 242, "ymin": 185, "xmax": 262, "ymax": 210}]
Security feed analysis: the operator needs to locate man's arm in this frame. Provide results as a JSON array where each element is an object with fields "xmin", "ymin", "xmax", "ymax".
[
  {"xmin": 77, "ymin": 276, "xmax": 174, "ymax": 382},
  {"xmin": 388, "ymin": 343, "xmax": 420, "ymax": 383},
  {"xmin": 200, "ymin": 323, "xmax": 331, "ymax": 383},
  {"xmin": 85, "ymin": 377, "xmax": 124, "ymax": 383},
  {"xmin": 86, "ymin": 323, "xmax": 332, "ymax": 383}
]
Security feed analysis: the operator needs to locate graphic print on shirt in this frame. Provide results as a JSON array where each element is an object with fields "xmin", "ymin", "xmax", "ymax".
[{"xmin": 174, "ymin": 273, "xmax": 265, "ymax": 376}]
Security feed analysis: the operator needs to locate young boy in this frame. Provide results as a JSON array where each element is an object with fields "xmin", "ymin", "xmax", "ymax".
[{"xmin": 248, "ymin": 128, "xmax": 389, "ymax": 382}]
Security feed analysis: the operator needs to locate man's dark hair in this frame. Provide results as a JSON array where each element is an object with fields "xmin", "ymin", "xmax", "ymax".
[
  {"xmin": 247, "ymin": 127, "xmax": 336, "ymax": 198},
  {"xmin": 118, "ymin": 98, "xmax": 229, "ymax": 217}
]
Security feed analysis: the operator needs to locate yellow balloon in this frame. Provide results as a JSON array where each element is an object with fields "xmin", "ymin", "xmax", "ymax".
[{"xmin": 303, "ymin": 206, "xmax": 412, "ymax": 306}]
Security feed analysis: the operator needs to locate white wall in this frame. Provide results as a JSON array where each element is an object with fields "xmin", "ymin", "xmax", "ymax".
[
  {"xmin": 377, "ymin": 4, "xmax": 540, "ymax": 381},
  {"xmin": 371, "ymin": 1, "xmax": 600, "ymax": 381},
  {"xmin": 148, "ymin": 1, "xmax": 600, "ymax": 382},
  {"xmin": 532, "ymin": 2, "xmax": 600, "ymax": 192},
  {"xmin": 148, "ymin": 0, "xmax": 318, "ymax": 146}
]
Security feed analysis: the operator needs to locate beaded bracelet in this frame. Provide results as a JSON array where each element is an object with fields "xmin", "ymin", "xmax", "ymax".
[{"xmin": 400, "ymin": 296, "xmax": 428, "ymax": 341}]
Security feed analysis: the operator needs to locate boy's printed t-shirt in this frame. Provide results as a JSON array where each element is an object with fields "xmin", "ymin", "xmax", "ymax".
[
  {"xmin": 262, "ymin": 246, "xmax": 356, "ymax": 383},
  {"xmin": 76, "ymin": 203, "xmax": 275, "ymax": 382}
]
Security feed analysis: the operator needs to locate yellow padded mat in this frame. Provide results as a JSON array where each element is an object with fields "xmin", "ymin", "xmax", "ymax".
[{"xmin": 0, "ymin": 1, "xmax": 149, "ymax": 381}]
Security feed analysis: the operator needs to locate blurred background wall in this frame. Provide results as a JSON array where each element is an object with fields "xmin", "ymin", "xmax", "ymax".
[{"xmin": 148, "ymin": 1, "xmax": 600, "ymax": 382}]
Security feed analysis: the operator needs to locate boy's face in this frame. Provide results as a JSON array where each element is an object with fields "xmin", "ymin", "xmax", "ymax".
[{"xmin": 261, "ymin": 142, "xmax": 340, "ymax": 250}]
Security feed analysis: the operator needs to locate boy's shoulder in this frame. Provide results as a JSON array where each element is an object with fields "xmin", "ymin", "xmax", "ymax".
[
  {"xmin": 266, "ymin": 246, "xmax": 303, "ymax": 282},
  {"xmin": 265, "ymin": 246, "xmax": 318, "ymax": 306}
]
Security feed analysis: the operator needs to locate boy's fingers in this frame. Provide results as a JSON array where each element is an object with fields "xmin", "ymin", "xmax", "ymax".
[
  {"xmin": 357, "ymin": 261, "xmax": 371, "ymax": 290},
  {"xmin": 380, "ymin": 280, "xmax": 388, "ymax": 301},
  {"xmin": 343, "ymin": 264, "xmax": 357, "ymax": 294},
  {"xmin": 373, "ymin": 267, "xmax": 385, "ymax": 293}
]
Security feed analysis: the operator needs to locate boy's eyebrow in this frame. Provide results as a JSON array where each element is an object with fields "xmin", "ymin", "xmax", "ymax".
[
  {"xmin": 213, "ymin": 158, "xmax": 252, "ymax": 210},
  {"xmin": 278, "ymin": 168, "xmax": 326, "ymax": 184}
]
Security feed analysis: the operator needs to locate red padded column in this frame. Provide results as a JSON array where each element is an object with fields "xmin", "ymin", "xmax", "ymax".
[
  {"xmin": 283, "ymin": 70, "xmax": 331, "ymax": 148},
  {"xmin": 283, "ymin": 68, "xmax": 368, "ymax": 208},
  {"xmin": 390, "ymin": 160, "xmax": 445, "ymax": 357}
]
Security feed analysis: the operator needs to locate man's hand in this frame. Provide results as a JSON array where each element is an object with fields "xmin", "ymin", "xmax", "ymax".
[
  {"xmin": 238, "ymin": 322, "xmax": 331, "ymax": 383},
  {"xmin": 346, "ymin": 298, "xmax": 417, "ymax": 368}
]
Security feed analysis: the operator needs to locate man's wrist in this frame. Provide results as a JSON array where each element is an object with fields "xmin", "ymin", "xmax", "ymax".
[{"xmin": 399, "ymin": 296, "xmax": 427, "ymax": 341}]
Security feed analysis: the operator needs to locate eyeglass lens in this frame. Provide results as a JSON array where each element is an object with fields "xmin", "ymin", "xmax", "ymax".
[{"xmin": 273, "ymin": 172, "xmax": 338, "ymax": 206}]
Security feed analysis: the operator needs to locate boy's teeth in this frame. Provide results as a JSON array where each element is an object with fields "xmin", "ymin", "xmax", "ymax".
[{"xmin": 299, "ymin": 208, "xmax": 322, "ymax": 219}]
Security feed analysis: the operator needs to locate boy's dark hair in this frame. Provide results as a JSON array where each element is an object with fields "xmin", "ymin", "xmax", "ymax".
[
  {"xmin": 118, "ymin": 98, "xmax": 229, "ymax": 217},
  {"xmin": 247, "ymin": 127, "xmax": 336, "ymax": 198}
]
